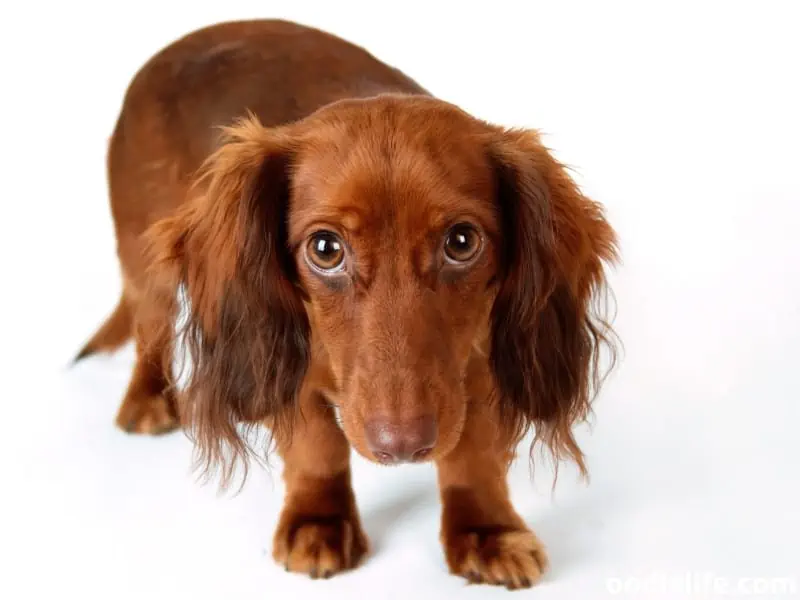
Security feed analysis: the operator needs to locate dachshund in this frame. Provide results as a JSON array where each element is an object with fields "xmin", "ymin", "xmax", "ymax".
[{"xmin": 76, "ymin": 19, "xmax": 618, "ymax": 589}]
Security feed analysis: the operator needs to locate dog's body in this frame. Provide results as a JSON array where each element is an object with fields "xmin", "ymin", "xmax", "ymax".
[{"xmin": 78, "ymin": 20, "xmax": 618, "ymax": 588}]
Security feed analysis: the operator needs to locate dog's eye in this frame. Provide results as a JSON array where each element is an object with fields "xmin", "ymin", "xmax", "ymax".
[
  {"xmin": 306, "ymin": 231, "xmax": 345, "ymax": 272},
  {"xmin": 444, "ymin": 224, "xmax": 481, "ymax": 263}
]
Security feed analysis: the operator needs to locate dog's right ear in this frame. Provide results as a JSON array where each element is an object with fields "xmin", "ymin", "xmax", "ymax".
[{"xmin": 144, "ymin": 117, "xmax": 309, "ymax": 485}]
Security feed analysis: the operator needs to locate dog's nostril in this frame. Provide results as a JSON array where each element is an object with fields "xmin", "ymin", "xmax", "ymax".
[
  {"xmin": 374, "ymin": 451, "xmax": 396, "ymax": 464},
  {"xmin": 411, "ymin": 447, "xmax": 432, "ymax": 461},
  {"xmin": 365, "ymin": 415, "xmax": 437, "ymax": 464}
]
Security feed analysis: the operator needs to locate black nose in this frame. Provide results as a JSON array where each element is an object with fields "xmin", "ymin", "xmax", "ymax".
[{"xmin": 364, "ymin": 415, "xmax": 438, "ymax": 464}]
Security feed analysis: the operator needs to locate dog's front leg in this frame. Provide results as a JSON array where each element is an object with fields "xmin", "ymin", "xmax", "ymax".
[
  {"xmin": 436, "ymin": 397, "xmax": 549, "ymax": 589},
  {"xmin": 272, "ymin": 389, "xmax": 368, "ymax": 578}
]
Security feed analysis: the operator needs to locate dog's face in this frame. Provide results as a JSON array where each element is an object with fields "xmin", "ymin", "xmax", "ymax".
[
  {"xmin": 288, "ymin": 102, "xmax": 501, "ymax": 462},
  {"xmin": 149, "ymin": 95, "xmax": 617, "ymax": 476}
]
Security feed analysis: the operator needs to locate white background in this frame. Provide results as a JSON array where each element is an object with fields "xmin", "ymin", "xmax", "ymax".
[{"xmin": 1, "ymin": 1, "xmax": 798, "ymax": 598}]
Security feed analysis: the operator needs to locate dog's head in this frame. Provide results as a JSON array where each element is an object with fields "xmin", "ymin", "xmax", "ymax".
[{"xmin": 147, "ymin": 95, "xmax": 617, "ymax": 481}]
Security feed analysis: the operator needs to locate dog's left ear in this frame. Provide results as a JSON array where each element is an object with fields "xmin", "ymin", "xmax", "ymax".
[{"xmin": 487, "ymin": 128, "xmax": 618, "ymax": 474}]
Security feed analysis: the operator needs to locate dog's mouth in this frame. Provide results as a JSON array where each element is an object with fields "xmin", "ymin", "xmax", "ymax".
[{"xmin": 326, "ymin": 403, "xmax": 344, "ymax": 430}]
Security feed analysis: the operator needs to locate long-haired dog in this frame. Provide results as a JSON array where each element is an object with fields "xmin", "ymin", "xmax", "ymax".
[{"xmin": 77, "ymin": 19, "xmax": 618, "ymax": 589}]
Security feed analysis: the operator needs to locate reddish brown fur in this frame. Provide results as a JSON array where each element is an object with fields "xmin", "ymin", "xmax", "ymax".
[{"xmin": 77, "ymin": 19, "xmax": 618, "ymax": 588}]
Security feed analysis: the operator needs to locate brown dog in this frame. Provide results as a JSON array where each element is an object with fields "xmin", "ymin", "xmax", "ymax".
[{"xmin": 77, "ymin": 19, "xmax": 618, "ymax": 588}]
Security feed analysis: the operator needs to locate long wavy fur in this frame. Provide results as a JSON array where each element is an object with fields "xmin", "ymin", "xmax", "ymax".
[
  {"xmin": 488, "ymin": 128, "xmax": 620, "ymax": 479},
  {"xmin": 141, "ymin": 116, "xmax": 309, "ymax": 489}
]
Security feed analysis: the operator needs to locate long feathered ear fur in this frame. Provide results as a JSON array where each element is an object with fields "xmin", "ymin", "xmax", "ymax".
[
  {"xmin": 143, "ymin": 117, "xmax": 309, "ymax": 486},
  {"xmin": 488, "ymin": 128, "xmax": 619, "ymax": 477}
]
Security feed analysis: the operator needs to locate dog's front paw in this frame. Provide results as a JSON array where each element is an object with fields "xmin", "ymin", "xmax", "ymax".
[
  {"xmin": 443, "ymin": 526, "xmax": 549, "ymax": 590},
  {"xmin": 273, "ymin": 512, "xmax": 369, "ymax": 578}
]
